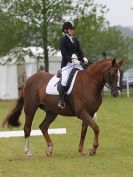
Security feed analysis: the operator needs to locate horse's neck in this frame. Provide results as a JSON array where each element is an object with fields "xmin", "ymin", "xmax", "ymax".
[{"xmin": 87, "ymin": 61, "xmax": 111, "ymax": 80}]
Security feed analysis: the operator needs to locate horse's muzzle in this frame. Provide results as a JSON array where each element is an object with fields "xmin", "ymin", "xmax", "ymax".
[{"xmin": 111, "ymin": 89, "xmax": 119, "ymax": 97}]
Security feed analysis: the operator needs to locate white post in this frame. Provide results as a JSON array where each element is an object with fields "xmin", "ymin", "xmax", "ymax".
[{"xmin": 126, "ymin": 76, "xmax": 129, "ymax": 98}]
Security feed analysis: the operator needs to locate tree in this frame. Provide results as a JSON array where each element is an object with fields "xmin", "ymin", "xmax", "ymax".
[
  {"xmin": 0, "ymin": 12, "xmax": 25, "ymax": 56},
  {"xmin": 99, "ymin": 27, "xmax": 127, "ymax": 59},
  {"xmin": 75, "ymin": 15, "xmax": 127, "ymax": 60},
  {"xmin": 0, "ymin": 0, "xmax": 109, "ymax": 71},
  {"xmin": 2, "ymin": 0, "xmax": 124, "ymax": 69},
  {"xmin": 75, "ymin": 14, "xmax": 107, "ymax": 59},
  {"xmin": 0, "ymin": 0, "xmax": 73, "ymax": 71}
]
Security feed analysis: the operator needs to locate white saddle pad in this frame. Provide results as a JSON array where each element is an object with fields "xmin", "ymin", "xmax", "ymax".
[{"xmin": 46, "ymin": 71, "xmax": 79, "ymax": 95}]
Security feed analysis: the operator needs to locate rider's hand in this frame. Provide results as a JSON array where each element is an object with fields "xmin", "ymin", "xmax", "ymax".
[
  {"xmin": 83, "ymin": 57, "xmax": 88, "ymax": 64},
  {"xmin": 71, "ymin": 54, "xmax": 80, "ymax": 65},
  {"xmin": 72, "ymin": 58, "xmax": 80, "ymax": 65}
]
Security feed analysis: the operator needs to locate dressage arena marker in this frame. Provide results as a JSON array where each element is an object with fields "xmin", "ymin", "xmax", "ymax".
[{"xmin": 0, "ymin": 128, "xmax": 66, "ymax": 138}]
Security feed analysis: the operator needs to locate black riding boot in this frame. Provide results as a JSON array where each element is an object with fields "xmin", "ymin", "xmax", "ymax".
[{"xmin": 58, "ymin": 85, "xmax": 66, "ymax": 109}]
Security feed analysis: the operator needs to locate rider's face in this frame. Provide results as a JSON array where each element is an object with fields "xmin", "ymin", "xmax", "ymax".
[{"xmin": 67, "ymin": 28, "xmax": 75, "ymax": 36}]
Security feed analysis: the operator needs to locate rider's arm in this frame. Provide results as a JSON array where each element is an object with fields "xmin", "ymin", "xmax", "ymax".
[
  {"xmin": 75, "ymin": 39, "xmax": 89, "ymax": 64},
  {"xmin": 60, "ymin": 38, "xmax": 72, "ymax": 63},
  {"xmin": 75, "ymin": 39, "xmax": 84, "ymax": 61}
]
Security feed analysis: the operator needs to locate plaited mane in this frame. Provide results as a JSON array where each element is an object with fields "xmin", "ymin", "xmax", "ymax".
[{"xmin": 87, "ymin": 59, "xmax": 112, "ymax": 70}]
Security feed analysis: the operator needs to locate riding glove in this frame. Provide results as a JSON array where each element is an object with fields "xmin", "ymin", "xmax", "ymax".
[
  {"xmin": 83, "ymin": 57, "xmax": 88, "ymax": 64},
  {"xmin": 72, "ymin": 58, "xmax": 80, "ymax": 65}
]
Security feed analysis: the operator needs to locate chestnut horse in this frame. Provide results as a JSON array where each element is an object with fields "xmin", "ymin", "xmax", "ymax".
[{"xmin": 3, "ymin": 59, "xmax": 123, "ymax": 157}]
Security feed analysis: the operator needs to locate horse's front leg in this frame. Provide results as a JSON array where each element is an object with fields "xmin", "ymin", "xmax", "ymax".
[
  {"xmin": 78, "ymin": 122, "xmax": 88, "ymax": 156},
  {"xmin": 78, "ymin": 111, "xmax": 100, "ymax": 156}
]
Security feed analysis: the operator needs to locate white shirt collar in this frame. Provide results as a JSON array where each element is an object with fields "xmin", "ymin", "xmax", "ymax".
[{"xmin": 66, "ymin": 34, "xmax": 74, "ymax": 43}]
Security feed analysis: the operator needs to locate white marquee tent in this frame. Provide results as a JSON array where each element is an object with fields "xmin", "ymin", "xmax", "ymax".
[
  {"xmin": 0, "ymin": 64, "xmax": 18, "ymax": 99},
  {"xmin": 0, "ymin": 47, "xmax": 61, "ymax": 100}
]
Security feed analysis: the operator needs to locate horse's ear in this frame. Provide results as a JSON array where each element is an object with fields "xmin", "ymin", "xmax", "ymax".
[
  {"xmin": 112, "ymin": 58, "xmax": 116, "ymax": 66},
  {"xmin": 118, "ymin": 59, "xmax": 124, "ymax": 66}
]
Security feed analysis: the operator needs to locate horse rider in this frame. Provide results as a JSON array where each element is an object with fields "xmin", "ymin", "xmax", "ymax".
[{"xmin": 58, "ymin": 21, "xmax": 88, "ymax": 109}]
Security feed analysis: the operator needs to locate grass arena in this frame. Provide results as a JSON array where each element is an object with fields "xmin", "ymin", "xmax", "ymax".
[{"xmin": 0, "ymin": 94, "xmax": 133, "ymax": 177}]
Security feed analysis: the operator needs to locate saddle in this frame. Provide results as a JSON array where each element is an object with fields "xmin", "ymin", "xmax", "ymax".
[
  {"xmin": 46, "ymin": 68, "xmax": 79, "ymax": 95},
  {"xmin": 57, "ymin": 68, "xmax": 79, "ymax": 92}
]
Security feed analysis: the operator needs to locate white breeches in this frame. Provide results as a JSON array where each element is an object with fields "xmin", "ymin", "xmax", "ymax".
[{"xmin": 61, "ymin": 62, "xmax": 83, "ymax": 86}]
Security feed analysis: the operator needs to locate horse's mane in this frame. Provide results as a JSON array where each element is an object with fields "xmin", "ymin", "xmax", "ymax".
[{"xmin": 87, "ymin": 59, "xmax": 112, "ymax": 70}]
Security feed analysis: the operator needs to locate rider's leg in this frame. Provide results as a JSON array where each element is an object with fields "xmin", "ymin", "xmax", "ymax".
[
  {"xmin": 74, "ymin": 64, "xmax": 84, "ymax": 70},
  {"xmin": 58, "ymin": 84, "xmax": 66, "ymax": 109},
  {"xmin": 58, "ymin": 63, "xmax": 73, "ymax": 109}
]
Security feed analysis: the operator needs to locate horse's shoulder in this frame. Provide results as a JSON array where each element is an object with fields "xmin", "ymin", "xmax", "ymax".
[{"xmin": 74, "ymin": 70, "xmax": 88, "ymax": 83}]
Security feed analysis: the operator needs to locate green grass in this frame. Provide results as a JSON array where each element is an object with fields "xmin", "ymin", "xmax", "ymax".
[{"xmin": 0, "ymin": 96, "xmax": 133, "ymax": 177}]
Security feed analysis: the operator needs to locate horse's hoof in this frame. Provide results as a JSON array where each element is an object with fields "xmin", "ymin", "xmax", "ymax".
[
  {"xmin": 89, "ymin": 149, "xmax": 96, "ymax": 156},
  {"xmin": 26, "ymin": 151, "xmax": 32, "ymax": 158},
  {"xmin": 80, "ymin": 152, "xmax": 88, "ymax": 156},
  {"xmin": 45, "ymin": 150, "xmax": 52, "ymax": 157}
]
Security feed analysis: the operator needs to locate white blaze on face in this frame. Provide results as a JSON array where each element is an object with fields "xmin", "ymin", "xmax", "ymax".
[
  {"xmin": 117, "ymin": 70, "xmax": 120, "ymax": 87},
  {"xmin": 117, "ymin": 70, "xmax": 121, "ymax": 96}
]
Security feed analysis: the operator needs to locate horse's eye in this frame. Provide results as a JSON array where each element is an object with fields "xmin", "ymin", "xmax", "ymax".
[
  {"xmin": 110, "ymin": 74, "xmax": 115, "ymax": 80},
  {"xmin": 112, "ymin": 73, "xmax": 115, "ymax": 76}
]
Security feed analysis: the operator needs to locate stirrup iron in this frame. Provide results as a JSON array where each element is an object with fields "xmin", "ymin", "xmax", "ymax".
[{"xmin": 58, "ymin": 100, "xmax": 65, "ymax": 109}]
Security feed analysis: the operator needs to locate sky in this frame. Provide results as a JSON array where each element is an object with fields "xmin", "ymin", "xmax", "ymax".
[{"xmin": 95, "ymin": 0, "xmax": 133, "ymax": 27}]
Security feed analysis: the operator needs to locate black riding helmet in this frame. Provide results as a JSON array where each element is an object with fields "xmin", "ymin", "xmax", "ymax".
[{"xmin": 63, "ymin": 21, "xmax": 75, "ymax": 32}]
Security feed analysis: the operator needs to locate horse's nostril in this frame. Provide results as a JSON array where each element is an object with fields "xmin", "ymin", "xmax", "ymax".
[{"xmin": 111, "ymin": 90, "xmax": 119, "ymax": 97}]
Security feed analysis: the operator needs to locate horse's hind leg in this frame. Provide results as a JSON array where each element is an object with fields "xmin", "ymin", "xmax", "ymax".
[
  {"xmin": 24, "ymin": 104, "xmax": 38, "ymax": 157},
  {"xmin": 39, "ymin": 111, "xmax": 57, "ymax": 157}
]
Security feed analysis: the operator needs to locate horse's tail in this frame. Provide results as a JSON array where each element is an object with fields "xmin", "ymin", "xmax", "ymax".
[{"xmin": 2, "ymin": 94, "xmax": 24, "ymax": 128}]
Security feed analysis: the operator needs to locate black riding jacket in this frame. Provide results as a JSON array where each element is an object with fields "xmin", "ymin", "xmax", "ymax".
[{"xmin": 60, "ymin": 34, "xmax": 84, "ymax": 68}]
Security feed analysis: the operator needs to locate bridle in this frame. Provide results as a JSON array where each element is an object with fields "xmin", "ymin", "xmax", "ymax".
[
  {"xmin": 86, "ymin": 66, "xmax": 121, "ymax": 92},
  {"xmin": 103, "ymin": 66, "xmax": 121, "ymax": 92}
]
